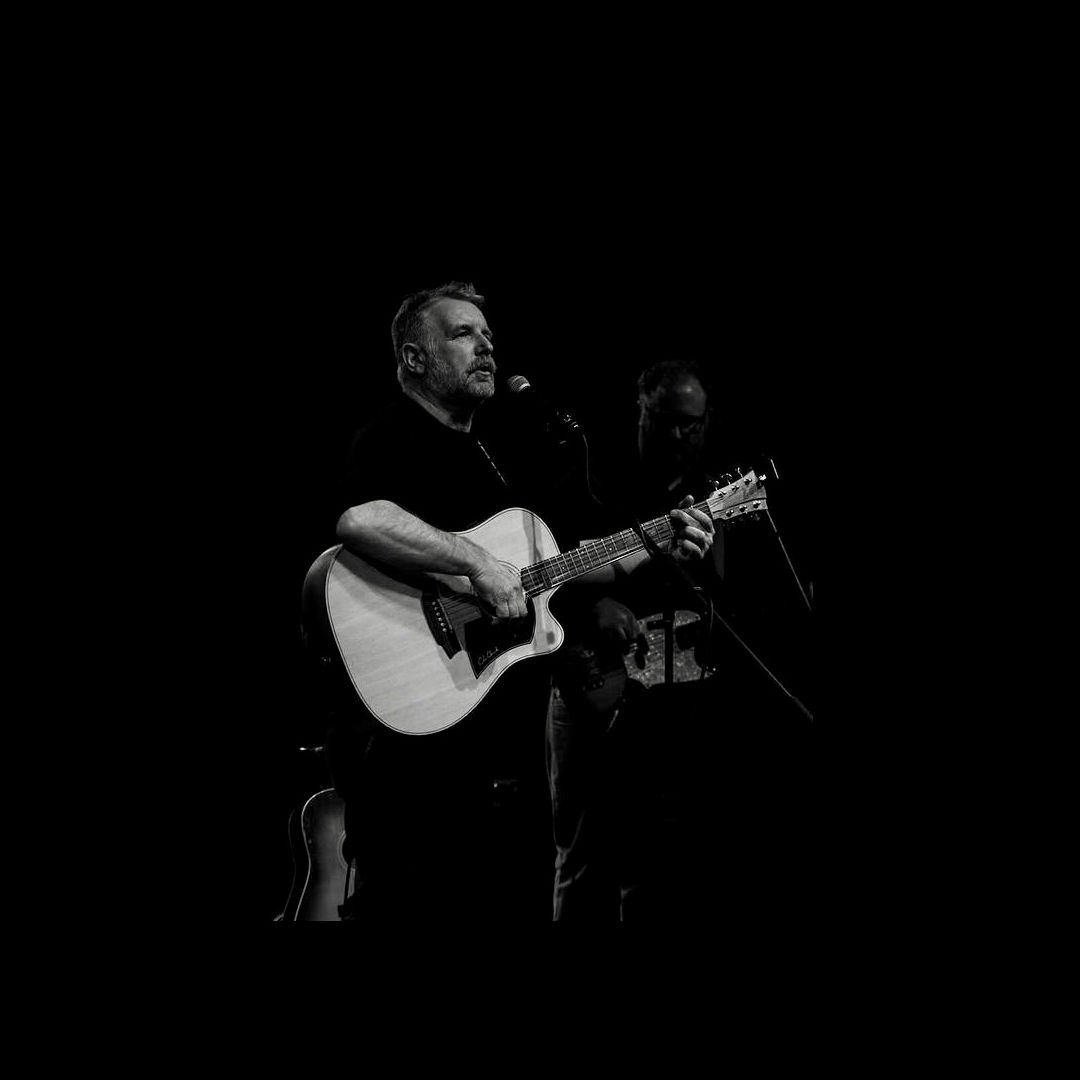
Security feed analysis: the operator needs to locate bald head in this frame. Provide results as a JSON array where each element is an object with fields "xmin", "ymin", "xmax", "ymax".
[{"xmin": 645, "ymin": 375, "xmax": 708, "ymax": 415}]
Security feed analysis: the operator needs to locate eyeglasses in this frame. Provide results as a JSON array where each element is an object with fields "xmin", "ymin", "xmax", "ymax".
[{"xmin": 644, "ymin": 409, "xmax": 708, "ymax": 436}]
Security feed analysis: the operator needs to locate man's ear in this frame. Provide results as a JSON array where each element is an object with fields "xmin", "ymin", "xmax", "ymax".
[{"xmin": 401, "ymin": 343, "xmax": 426, "ymax": 376}]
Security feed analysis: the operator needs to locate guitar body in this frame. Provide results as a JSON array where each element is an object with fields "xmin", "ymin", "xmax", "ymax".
[
  {"xmin": 627, "ymin": 610, "xmax": 717, "ymax": 689},
  {"xmin": 558, "ymin": 609, "xmax": 717, "ymax": 715},
  {"xmin": 281, "ymin": 788, "xmax": 353, "ymax": 922},
  {"xmin": 310, "ymin": 507, "xmax": 566, "ymax": 735}
]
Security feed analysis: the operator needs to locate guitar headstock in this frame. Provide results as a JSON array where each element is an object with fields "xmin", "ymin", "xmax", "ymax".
[{"xmin": 703, "ymin": 470, "xmax": 768, "ymax": 522}]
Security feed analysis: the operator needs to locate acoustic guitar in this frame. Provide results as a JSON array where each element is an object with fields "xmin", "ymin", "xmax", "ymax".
[
  {"xmin": 279, "ymin": 788, "xmax": 353, "ymax": 922},
  {"xmin": 304, "ymin": 471, "xmax": 767, "ymax": 735}
]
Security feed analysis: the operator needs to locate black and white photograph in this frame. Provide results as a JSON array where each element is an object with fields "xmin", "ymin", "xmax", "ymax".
[{"xmin": 216, "ymin": 229, "xmax": 817, "ymax": 925}]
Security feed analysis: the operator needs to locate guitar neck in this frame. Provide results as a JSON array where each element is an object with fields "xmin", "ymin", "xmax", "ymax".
[
  {"xmin": 520, "ymin": 510, "xmax": 681, "ymax": 598},
  {"xmin": 518, "ymin": 470, "xmax": 767, "ymax": 599}
]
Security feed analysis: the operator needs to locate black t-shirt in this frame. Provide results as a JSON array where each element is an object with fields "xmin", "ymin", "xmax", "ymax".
[
  {"xmin": 338, "ymin": 395, "xmax": 524, "ymax": 536},
  {"xmin": 322, "ymin": 395, "xmax": 559, "ymax": 835}
]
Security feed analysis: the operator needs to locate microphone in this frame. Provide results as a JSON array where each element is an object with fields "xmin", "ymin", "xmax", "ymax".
[{"xmin": 504, "ymin": 375, "xmax": 581, "ymax": 434}]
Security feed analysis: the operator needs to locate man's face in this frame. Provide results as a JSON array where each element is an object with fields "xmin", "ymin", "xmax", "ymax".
[
  {"xmin": 421, "ymin": 298, "xmax": 496, "ymax": 405},
  {"xmin": 638, "ymin": 377, "xmax": 710, "ymax": 475}
]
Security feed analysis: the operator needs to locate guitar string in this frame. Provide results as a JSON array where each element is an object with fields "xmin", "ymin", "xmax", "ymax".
[
  {"xmin": 436, "ymin": 521, "xmax": 664, "ymax": 617},
  {"xmin": 513, "ymin": 487, "xmax": 761, "ymax": 594},
  {"xmin": 434, "ymin": 487, "xmax": 762, "ymax": 613}
]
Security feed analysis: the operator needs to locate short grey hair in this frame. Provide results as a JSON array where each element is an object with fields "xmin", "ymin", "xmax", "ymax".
[{"xmin": 391, "ymin": 281, "xmax": 486, "ymax": 387}]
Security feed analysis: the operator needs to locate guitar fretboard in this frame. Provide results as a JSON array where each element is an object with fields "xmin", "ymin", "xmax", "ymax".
[
  {"xmin": 519, "ymin": 509, "xmax": 688, "ymax": 597},
  {"xmin": 518, "ymin": 472, "xmax": 765, "ymax": 598}
]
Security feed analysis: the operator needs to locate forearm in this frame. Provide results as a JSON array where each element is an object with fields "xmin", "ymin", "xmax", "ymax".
[{"xmin": 335, "ymin": 500, "xmax": 488, "ymax": 576}]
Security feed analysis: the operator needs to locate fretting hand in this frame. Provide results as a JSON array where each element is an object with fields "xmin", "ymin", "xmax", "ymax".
[{"xmin": 668, "ymin": 494, "xmax": 715, "ymax": 562}]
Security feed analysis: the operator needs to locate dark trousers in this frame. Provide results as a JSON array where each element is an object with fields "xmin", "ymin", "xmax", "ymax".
[{"xmin": 331, "ymin": 715, "xmax": 493, "ymax": 922}]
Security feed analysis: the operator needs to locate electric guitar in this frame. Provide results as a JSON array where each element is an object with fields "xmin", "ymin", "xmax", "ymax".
[
  {"xmin": 305, "ymin": 471, "xmax": 768, "ymax": 735},
  {"xmin": 554, "ymin": 608, "xmax": 717, "ymax": 716}
]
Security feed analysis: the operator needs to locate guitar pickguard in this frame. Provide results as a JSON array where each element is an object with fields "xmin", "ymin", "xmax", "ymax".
[
  {"xmin": 454, "ymin": 596, "xmax": 537, "ymax": 679},
  {"xmin": 626, "ymin": 610, "xmax": 716, "ymax": 689},
  {"xmin": 423, "ymin": 588, "xmax": 538, "ymax": 678}
]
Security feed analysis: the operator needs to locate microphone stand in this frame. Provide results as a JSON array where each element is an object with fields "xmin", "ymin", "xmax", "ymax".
[
  {"xmin": 631, "ymin": 517, "xmax": 710, "ymax": 692},
  {"xmin": 762, "ymin": 455, "xmax": 812, "ymax": 615}
]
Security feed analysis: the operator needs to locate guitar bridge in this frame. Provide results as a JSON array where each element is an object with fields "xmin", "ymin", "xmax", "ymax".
[
  {"xmin": 423, "ymin": 590, "xmax": 536, "ymax": 676},
  {"xmin": 422, "ymin": 593, "xmax": 462, "ymax": 659}
]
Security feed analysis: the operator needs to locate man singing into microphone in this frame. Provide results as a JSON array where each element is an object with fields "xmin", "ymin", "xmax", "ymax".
[{"xmin": 306, "ymin": 282, "xmax": 715, "ymax": 922}]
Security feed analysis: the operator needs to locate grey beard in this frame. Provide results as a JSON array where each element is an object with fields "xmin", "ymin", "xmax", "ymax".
[{"xmin": 427, "ymin": 353, "xmax": 490, "ymax": 401}]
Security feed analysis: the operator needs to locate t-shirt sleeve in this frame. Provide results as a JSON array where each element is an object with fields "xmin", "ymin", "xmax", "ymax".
[{"xmin": 336, "ymin": 406, "xmax": 429, "ymax": 520}]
